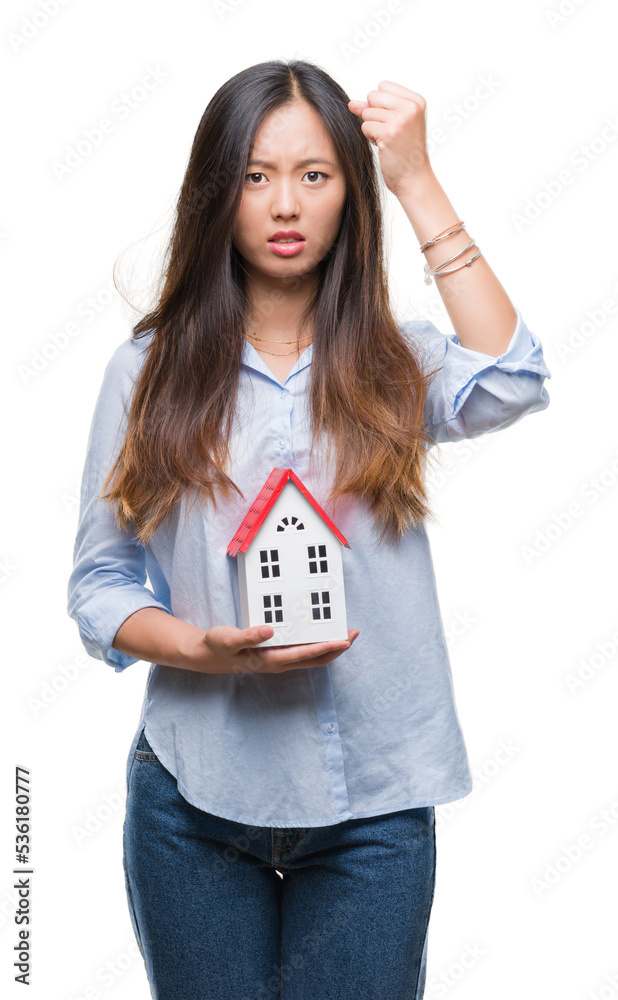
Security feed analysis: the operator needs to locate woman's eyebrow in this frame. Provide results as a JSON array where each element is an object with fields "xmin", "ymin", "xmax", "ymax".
[{"xmin": 246, "ymin": 157, "xmax": 336, "ymax": 168}]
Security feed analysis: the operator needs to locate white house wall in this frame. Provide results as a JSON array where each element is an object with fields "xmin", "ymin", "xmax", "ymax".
[{"xmin": 240, "ymin": 481, "xmax": 348, "ymax": 647}]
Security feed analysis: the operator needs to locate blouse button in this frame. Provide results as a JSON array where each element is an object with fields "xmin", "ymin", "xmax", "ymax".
[{"xmin": 325, "ymin": 723, "xmax": 335, "ymax": 733}]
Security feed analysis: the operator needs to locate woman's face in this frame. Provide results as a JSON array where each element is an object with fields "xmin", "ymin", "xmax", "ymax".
[{"xmin": 232, "ymin": 100, "xmax": 347, "ymax": 287}]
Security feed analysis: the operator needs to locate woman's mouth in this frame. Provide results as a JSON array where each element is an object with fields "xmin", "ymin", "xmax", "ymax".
[{"xmin": 268, "ymin": 237, "xmax": 305, "ymax": 257}]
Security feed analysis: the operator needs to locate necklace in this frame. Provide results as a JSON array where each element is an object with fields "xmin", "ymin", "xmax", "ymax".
[
  {"xmin": 246, "ymin": 330, "xmax": 313, "ymax": 356},
  {"xmin": 246, "ymin": 331, "xmax": 313, "ymax": 345},
  {"xmin": 250, "ymin": 342, "xmax": 312, "ymax": 357}
]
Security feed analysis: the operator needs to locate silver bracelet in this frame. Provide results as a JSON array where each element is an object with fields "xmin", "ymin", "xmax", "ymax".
[
  {"xmin": 424, "ymin": 248, "xmax": 483, "ymax": 284},
  {"xmin": 423, "ymin": 239, "xmax": 476, "ymax": 283},
  {"xmin": 428, "ymin": 238, "xmax": 477, "ymax": 272}
]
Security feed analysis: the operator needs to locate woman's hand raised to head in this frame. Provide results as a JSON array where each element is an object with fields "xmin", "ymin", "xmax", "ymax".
[
  {"xmin": 181, "ymin": 625, "xmax": 360, "ymax": 676},
  {"xmin": 348, "ymin": 80, "xmax": 431, "ymax": 197}
]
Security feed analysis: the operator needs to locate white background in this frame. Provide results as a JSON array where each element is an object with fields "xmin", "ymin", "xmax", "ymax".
[{"xmin": 3, "ymin": 0, "xmax": 618, "ymax": 997}]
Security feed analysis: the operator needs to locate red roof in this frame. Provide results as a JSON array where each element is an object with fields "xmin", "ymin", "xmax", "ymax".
[{"xmin": 227, "ymin": 468, "xmax": 350, "ymax": 556}]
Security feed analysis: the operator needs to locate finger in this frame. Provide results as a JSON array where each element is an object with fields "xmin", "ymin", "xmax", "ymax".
[
  {"xmin": 237, "ymin": 625, "xmax": 274, "ymax": 649},
  {"xmin": 357, "ymin": 105, "xmax": 392, "ymax": 125},
  {"xmin": 260, "ymin": 638, "xmax": 351, "ymax": 666},
  {"xmin": 280, "ymin": 630, "xmax": 359, "ymax": 657},
  {"xmin": 312, "ymin": 646, "xmax": 350, "ymax": 664},
  {"xmin": 280, "ymin": 640, "xmax": 351, "ymax": 660},
  {"xmin": 360, "ymin": 125, "xmax": 386, "ymax": 149},
  {"xmin": 307, "ymin": 631, "xmax": 359, "ymax": 662},
  {"xmin": 365, "ymin": 88, "xmax": 402, "ymax": 111},
  {"xmin": 377, "ymin": 80, "xmax": 427, "ymax": 107},
  {"xmin": 266, "ymin": 650, "xmax": 342, "ymax": 673},
  {"xmin": 293, "ymin": 643, "xmax": 354, "ymax": 670},
  {"xmin": 259, "ymin": 632, "xmax": 360, "ymax": 673}
]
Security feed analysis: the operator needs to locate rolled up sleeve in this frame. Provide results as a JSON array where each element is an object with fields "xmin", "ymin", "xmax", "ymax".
[
  {"xmin": 403, "ymin": 307, "xmax": 552, "ymax": 445},
  {"xmin": 67, "ymin": 335, "xmax": 172, "ymax": 672}
]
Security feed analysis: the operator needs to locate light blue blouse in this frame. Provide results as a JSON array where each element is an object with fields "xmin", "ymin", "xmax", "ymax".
[{"xmin": 67, "ymin": 309, "xmax": 551, "ymax": 828}]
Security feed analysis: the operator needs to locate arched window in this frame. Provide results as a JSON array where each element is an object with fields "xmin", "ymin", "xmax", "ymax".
[{"xmin": 276, "ymin": 515, "xmax": 306, "ymax": 532}]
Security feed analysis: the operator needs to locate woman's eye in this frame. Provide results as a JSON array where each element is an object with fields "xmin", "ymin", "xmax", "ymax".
[{"xmin": 244, "ymin": 171, "xmax": 327, "ymax": 184}]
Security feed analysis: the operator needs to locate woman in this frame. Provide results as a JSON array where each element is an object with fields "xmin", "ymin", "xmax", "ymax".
[{"xmin": 67, "ymin": 59, "xmax": 551, "ymax": 999}]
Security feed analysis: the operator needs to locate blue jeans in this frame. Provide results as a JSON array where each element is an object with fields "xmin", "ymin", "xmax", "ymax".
[{"xmin": 123, "ymin": 727, "xmax": 436, "ymax": 1000}]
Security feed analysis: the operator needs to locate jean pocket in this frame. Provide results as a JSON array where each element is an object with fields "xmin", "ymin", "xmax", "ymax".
[{"xmin": 133, "ymin": 727, "xmax": 160, "ymax": 762}]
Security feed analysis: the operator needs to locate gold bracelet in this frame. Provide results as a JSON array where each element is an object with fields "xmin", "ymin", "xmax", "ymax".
[{"xmin": 419, "ymin": 220, "xmax": 465, "ymax": 253}]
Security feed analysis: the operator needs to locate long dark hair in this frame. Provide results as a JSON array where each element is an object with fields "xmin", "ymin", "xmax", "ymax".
[{"xmin": 101, "ymin": 59, "xmax": 442, "ymax": 545}]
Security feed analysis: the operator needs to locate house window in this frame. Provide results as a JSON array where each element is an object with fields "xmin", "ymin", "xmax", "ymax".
[
  {"xmin": 259, "ymin": 549, "xmax": 280, "ymax": 579},
  {"xmin": 263, "ymin": 594, "xmax": 284, "ymax": 625},
  {"xmin": 307, "ymin": 544, "xmax": 328, "ymax": 575},
  {"xmin": 276, "ymin": 515, "xmax": 305, "ymax": 532},
  {"xmin": 310, "ymin": 591, "xmax": 331, "ymax": 621}
]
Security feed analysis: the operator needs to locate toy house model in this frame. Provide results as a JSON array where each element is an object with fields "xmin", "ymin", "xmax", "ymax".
[{"xmin": 227, "ymin": 468, "xmax": 350, "ymax": 647}]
